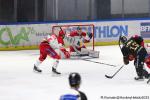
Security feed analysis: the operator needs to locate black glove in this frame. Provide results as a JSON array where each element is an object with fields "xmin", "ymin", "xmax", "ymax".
[
  {"xmin": 123, "ymin": 56, "xmax": 129, "ymax": 65},
  {"xmin": 120, "ymin": 36, "xmax": 127, "ymax": 44},
  {"xmin": 87, "ymin": 32, "xmax": 93, "ymax": 39}
]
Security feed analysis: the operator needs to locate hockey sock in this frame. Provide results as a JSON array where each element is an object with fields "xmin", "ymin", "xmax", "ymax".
[
  {"xmin": 52, "ymin": 59, "xmax": 59, "ymax": 69},
  {"xmin": 34, "ymin": 59, "xmax": 42, "ymax": 67}
]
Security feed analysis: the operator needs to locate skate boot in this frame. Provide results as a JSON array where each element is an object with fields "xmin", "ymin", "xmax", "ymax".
[
  {"xmin": 134, "ymin": 76, "xmax": 144, "ymax": 81},
  {"xmin": 52, "ymin": 67, "xmax": 61, "ymax": 74},
  {"xmin": 143, "ymin": 69, "xmax": 150, "ymax": 79},
  {"xmin": 33, "ymin": 65, "xmax": 42, "ymax": 73},
  {"xmin": 144, "ymin": 74, "xmax": 150, "ymax": 79}
]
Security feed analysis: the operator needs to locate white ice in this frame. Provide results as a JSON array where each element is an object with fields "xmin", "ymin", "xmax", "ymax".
[{"xmin": 0, "ymin": 45, "xmax": 150, "ymax": 100}]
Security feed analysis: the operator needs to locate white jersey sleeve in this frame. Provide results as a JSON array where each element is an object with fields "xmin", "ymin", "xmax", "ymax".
[
  {"xmin": 64, "ymin": 35, "xmax": 82, "ymax": 47},
  {"xmin": 47, "ymin": 34, "xmax": 62, "ymax": 49}
]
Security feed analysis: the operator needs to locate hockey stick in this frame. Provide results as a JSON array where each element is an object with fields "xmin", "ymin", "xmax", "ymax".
[
  {"xmin": 104, "ymin": 36, "xmax": 125, "ymax": 79},
  {"xmin": 119, "ymin": 35, "xmax": 122, "ymax": 50},
  {"xmin": 105, "ymin": 65, "xmax": 124, "ymax": 79},
  {"xmin": 147, "ymin": 78, "xmax": 150, "ymax": 84},
  {"xmin": 82, "ymin": 59, "xmax": 117, "ymax": 67}
]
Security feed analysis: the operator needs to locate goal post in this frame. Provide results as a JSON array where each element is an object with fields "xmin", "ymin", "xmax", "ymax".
[{"xmin": 52, "ymin": 24, "xmax": 95, "ymax": 50}]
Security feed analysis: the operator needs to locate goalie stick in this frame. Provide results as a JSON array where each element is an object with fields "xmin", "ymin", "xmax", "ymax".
[
  {"xmin": 105, "ymin": 65, "xmax": 124, "ymax": 79},
  {"xmin": 82, "ymin": 59, "xmax": 117, "ymax": 67}
]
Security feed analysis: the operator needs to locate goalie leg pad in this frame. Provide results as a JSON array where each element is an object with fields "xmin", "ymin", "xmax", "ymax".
[
  {"xmin": 81, "ymin": 48, "xmax": 99, "ymax": 58},
  {"xmin": 89, "ymin": 50, "xmax": 99, "ymax": 58}
]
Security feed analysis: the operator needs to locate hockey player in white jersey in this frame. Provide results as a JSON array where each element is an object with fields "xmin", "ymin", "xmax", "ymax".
[
  {"xmin": 63, "ymin": 27, "xmax": 95, "ymax": 57},
  {"xmin": 68, "ymin": 27, "xmax": 92, "ymax": 53},
  {"xmin": 33, "ymin": 30, "xmax": 70, "ymax": 74}
]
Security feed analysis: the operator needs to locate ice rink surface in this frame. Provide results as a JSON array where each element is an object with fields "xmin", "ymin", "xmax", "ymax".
[{"xmin": 0, "ymin": 45, "xmax": 150, "ymax": 100}]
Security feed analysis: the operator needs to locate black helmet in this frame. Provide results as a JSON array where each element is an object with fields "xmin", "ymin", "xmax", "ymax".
[
  {"xmin": 120, "ymin": 36, "xmax": 127, "ymax": 44},
  {"xmin": 69, "ymin": 72, "xmax": 81, "ymax": 87}
]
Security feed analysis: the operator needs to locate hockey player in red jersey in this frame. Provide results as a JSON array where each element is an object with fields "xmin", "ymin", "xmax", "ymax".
[
  {"xmin": 69, "ymin": 27, "xmax": 93, "ymax": 53},
  {"xmin": 33, "ymin": 30, "xmax": 70, "ymax": 74}
]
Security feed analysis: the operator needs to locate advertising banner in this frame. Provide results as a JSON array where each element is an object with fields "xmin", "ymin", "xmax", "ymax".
[{"xmin": 0, "ymin": 19, "xmax": 150, "ymax": 49}]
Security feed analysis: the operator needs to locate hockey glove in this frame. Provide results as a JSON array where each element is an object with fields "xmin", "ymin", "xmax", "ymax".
[
  {"xmin": 128, "ymin": 54, "xmax": 135, "ymax": 61},
  {"xmin": 120, "ymin": 36, "xmax": 127, "ymax": 44},
  {"xmin": 123, "ymin": 56, "xmax": 129, "ymax": 65},
  {"xmin": 60, "ymin": 48, "xmax": 70, "ymax": 58},
  {"xmin": 87, "ymin": 32, "xmax": 93, "ymax": 39},
  {"xmin": 64, "ymin": 51, "xmax": 70, "ymax": 58}
]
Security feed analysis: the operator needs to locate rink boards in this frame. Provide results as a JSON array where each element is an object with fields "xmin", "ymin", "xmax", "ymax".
[{"xmin": 1, "ymin": 18, "xmax": 150, "ymax": 50}]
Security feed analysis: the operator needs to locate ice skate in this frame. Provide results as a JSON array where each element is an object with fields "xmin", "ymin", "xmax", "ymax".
[
  {"xmin": 33, "ymin": 65, "xmax": 42, "ymax": 73},
  {"xmin": 52, "ymin": 67, "xmax": 61, "ymax": 74},
  {"xmin": 147, "ymin": 78, "xmax": 150, "ymax": 84},
  {"xmin": 134, "ymin": 76, "xmax": 144, "ymax": 81}
]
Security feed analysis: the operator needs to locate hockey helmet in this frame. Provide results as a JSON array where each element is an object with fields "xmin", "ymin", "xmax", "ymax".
[
  {"xmin": 69, "ymin": 72, "xmax": 81, "ymax": 87},
  {"xmin": 145, "ymin": 54, "xmax": 150, "ymax": 69},
  {"xmin": 132, "ymin": 35, "xmax": 139, "ymax": 39},
  {"xmin": 132, "ymin": 35, "xmax": 144, "ymax": 45},
  {"xmin": 120, "ymin": 36, "xmax": 127, "ymax": 44},
  {"xmin": 59, "ymin": 30, "xmax": 65, "ymax": 38}
]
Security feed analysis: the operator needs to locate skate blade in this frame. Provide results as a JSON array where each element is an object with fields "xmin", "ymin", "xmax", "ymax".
[
  {"xmin": 51, "ymin": 72, "xmax": 70, "ymax": 77},
  {"xmin": 33, "ymin": 69, "xmax": 42, "ymax": 73},
  {"xmin": 134, "ymin": 79, "xmax": 144, "ymax": 81},
  {"xmin": 51, "ymin": 72, "xmax": 61, "ymax": 77}
]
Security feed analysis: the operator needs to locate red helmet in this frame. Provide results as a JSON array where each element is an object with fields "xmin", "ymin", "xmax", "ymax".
[
  {"xmin": 132, "ymin": 35, "xmax": 139, "ymax": 38},
  {"xmin": 145, "ymin": 55, "xmax": 150, "ymax": 69},
  {"xmin": 59, "ymin": 30, "xmax": 65, "ymax": 37}
]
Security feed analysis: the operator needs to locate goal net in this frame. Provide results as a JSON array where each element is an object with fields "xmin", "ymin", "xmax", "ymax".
[{"xmin": 52, "ymin": 24, "xmax": 95, "ymax": 51}]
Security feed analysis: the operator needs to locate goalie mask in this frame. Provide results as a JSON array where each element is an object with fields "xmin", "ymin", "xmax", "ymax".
[
  {"xmin": 77, "ymin": 26, "xmax": 82, "ymax": 31},
  {"xmin": 69, "ymin": 72, "xmax": 81, "ymax": 87},
  {"xmin": 120, "ymin": 36, "xmax": 127, "ymax": 44}
]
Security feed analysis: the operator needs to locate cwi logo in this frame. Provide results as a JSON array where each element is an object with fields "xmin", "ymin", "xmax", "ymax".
[{"xmin": 0, "ymin": 27, "xmax": 35, "ymax": 46}]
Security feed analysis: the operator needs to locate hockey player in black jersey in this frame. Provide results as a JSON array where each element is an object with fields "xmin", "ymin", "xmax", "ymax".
[
  {"xmin": 60, "ymin": 72, "xmax": 87, "ymax": 100},
  {"xmin": 120, "ymin": 35, "xmax": 150, "ymax": 81}
]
